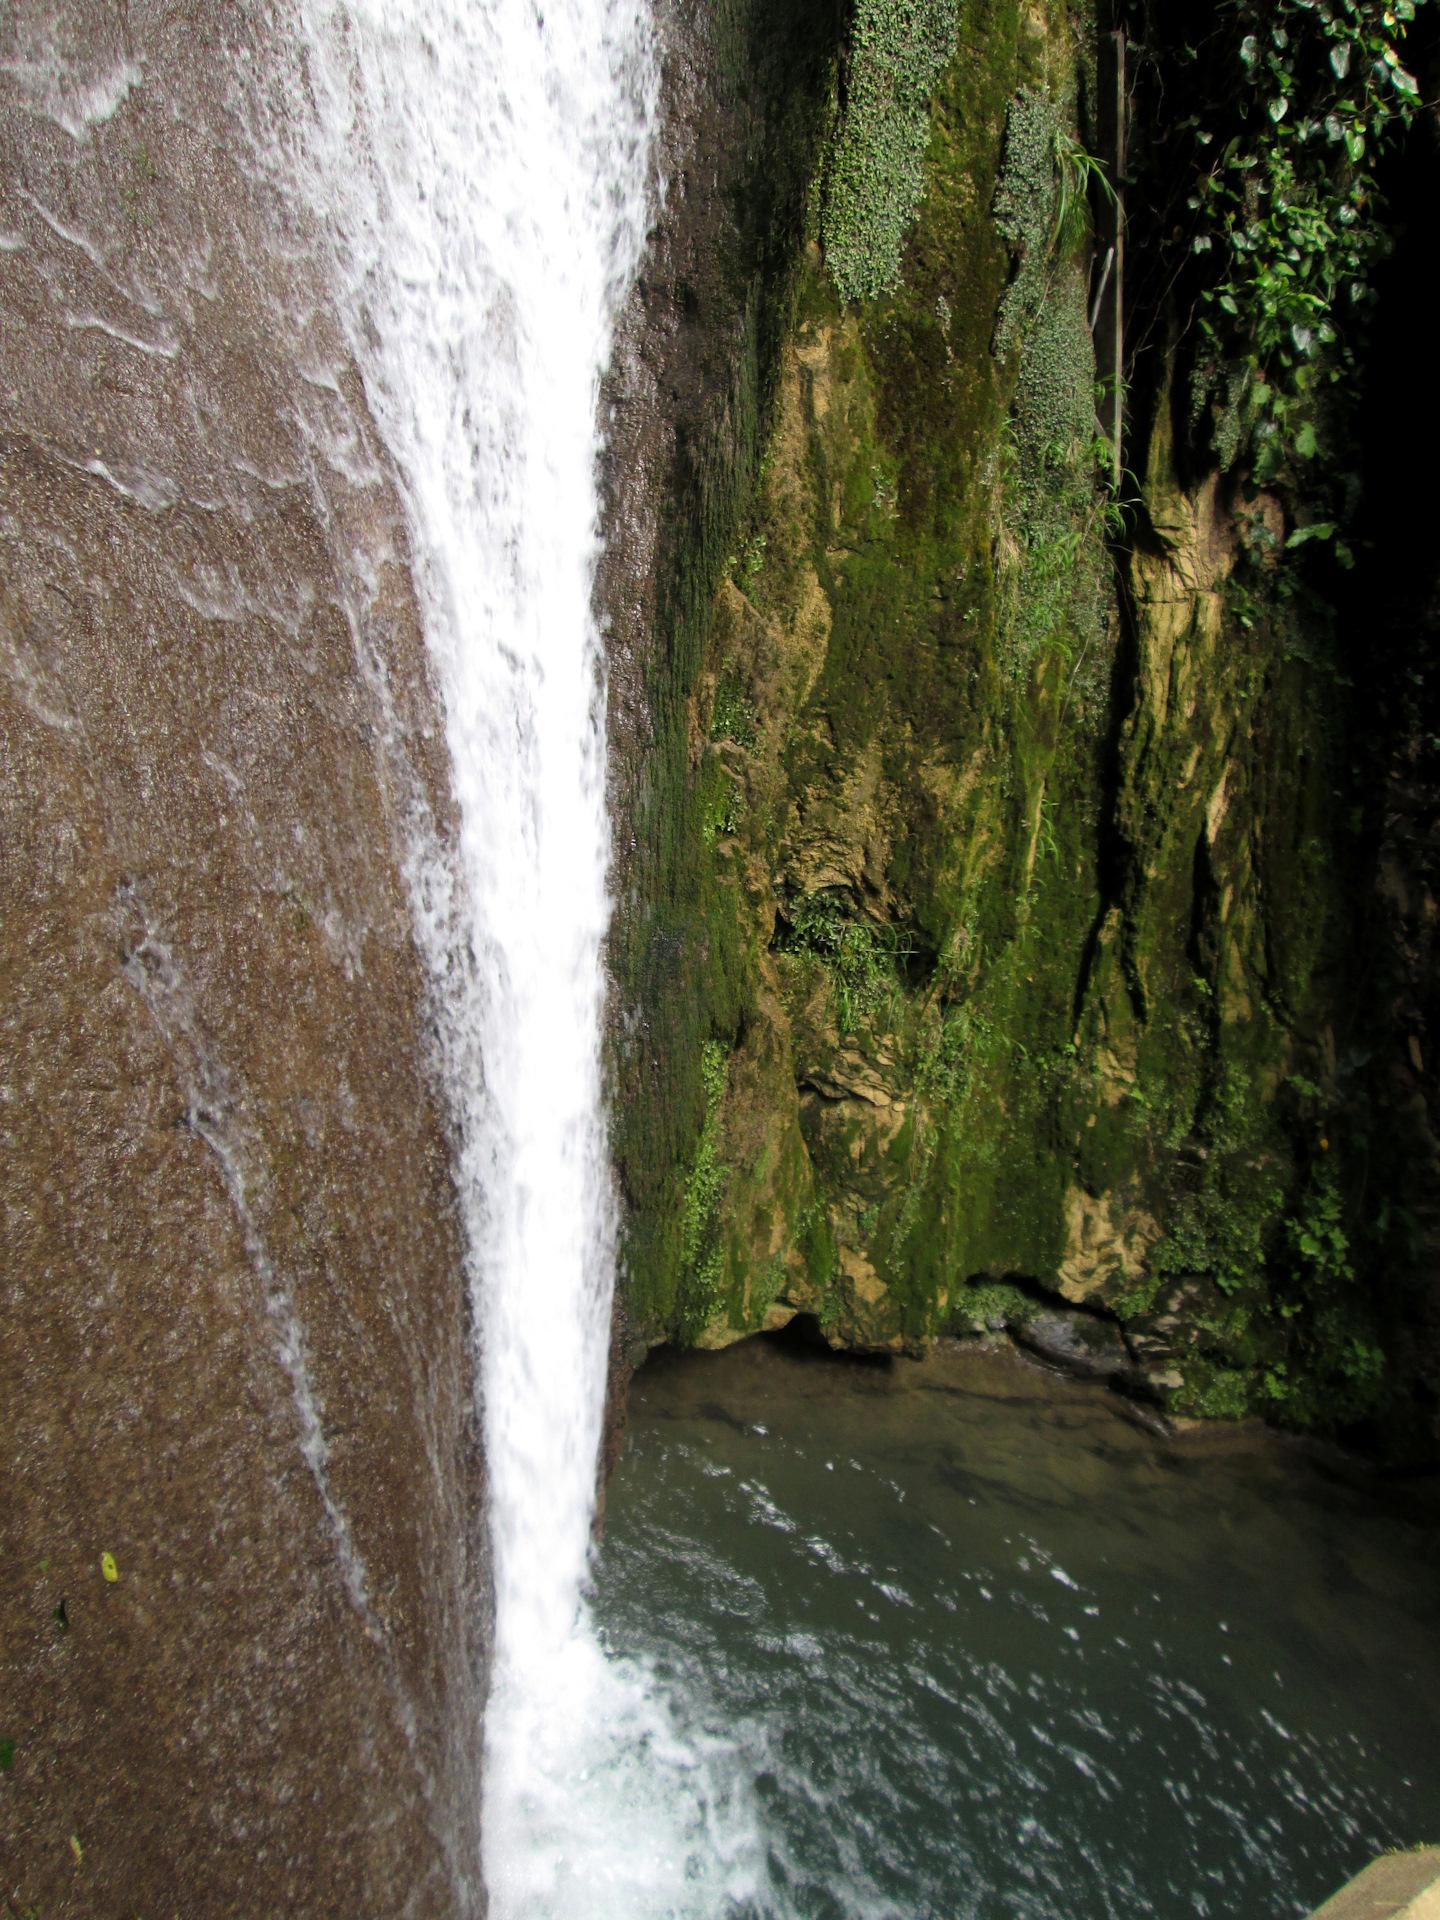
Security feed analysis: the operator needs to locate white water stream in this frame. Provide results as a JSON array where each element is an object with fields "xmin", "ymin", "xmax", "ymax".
[{"xmin": 287, "ymin": 2, "xmax": 776, "ymax": 1913}]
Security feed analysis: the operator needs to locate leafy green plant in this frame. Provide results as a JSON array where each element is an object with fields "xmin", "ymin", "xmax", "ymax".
[
  {"xmin": 778, "ymin": 893, "xmax": 916, "ymax": 1034},
  {"xmin": 1285, "ymin": 1162, "xmax": 1353, "ymax": 1281},
  {"xmin": 915, "ymin": 1000, "xmax": 992, "ymax": 1103},
  {"xmin": 727, "ymin": 533, "xmax": 768, "ymax": 594},
  {"xmin": 712, "ymin": 781, "xmax": 746, "ymax": 840},
  {"xmin": 820, "ymin": 0, "xmax": 959, "ymax": 301},
  {"xmin": 1186, "ymin": 0, "xmax": 1427, "ymax": 488},
  {"xmin": 1036, "ymin": 794, "xmax": 1061, "ymax": 868},
  {"xmin": 710, "ymin": 665, "xmax": 759, "ymax": 749},
  {"xmin": 1052, "ymin": 127, "xmax": 1114, "ymax": 251},
  {"xmin": 1264, "ymin": 1164, "xmax": 1387, "ymax": 1424}
]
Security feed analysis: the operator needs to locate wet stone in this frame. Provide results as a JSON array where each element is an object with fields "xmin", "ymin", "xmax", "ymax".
[{"xmin": 1010, "ymin": 1306, "xmax": 1134, "ymax": 1381}]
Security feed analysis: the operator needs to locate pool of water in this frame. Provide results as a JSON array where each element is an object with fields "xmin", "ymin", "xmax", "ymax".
[{"xmin": 590, "ymin": 1333, "xmax": 1440, "ymax": 1919}]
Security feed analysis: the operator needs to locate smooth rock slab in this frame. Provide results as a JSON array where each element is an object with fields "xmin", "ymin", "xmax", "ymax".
[{"xmin": 1310, "ymin": 1849, "xmax": 1440, "ymax": 1920}]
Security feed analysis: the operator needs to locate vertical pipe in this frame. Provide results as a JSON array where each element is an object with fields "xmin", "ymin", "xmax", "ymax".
[{"xmin": 1095, "ymin": 27, "xmax": 1126, "ymax": 489}]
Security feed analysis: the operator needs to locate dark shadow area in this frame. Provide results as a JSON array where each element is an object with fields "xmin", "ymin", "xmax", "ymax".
[
  {"xmin": 1330, "ymin": 36, "xmax": 1440, "ymax": 1454},
  {"xmin": 762, "ymin": 1311, "xmax": 896, "ymax": 1367}
]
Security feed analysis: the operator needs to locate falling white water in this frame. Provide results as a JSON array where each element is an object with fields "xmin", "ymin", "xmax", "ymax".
[{"xmin": 286, "ymin": 2, "xmax": 782, "ymax": 1914}]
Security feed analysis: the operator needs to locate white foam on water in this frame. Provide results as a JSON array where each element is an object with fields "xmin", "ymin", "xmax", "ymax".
[{"xmin": 285, "ymin": 2, "xmax": 786, "ymax": 1912}]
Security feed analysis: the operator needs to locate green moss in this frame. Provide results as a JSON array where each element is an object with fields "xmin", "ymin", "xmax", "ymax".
[
  {"xmin": 677, "ymin": 1042, "xmax": 733, "ymax": 1338},
  {"xmin": 607, "ymin": 0, "xmax": 845, "ymax": 1339},
  {"xmin": 610, "ymin": 0, "xmax": 1407, "ymax": 1443}
]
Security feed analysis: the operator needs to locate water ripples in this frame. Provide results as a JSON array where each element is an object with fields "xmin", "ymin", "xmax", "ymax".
[{"xmin": 592, "ymin": 1345, "xmax": 1439, "ymax": 1919}]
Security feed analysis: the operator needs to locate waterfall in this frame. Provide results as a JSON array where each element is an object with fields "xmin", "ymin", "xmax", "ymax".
[{"xmin": 280, "ymin": 1, "xmax": 774, "ymax": 1913}]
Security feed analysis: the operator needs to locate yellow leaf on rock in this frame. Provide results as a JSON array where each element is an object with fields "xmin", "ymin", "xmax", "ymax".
[{"xmin": 101, "ymin": 1552, "xmax": 118, "ymax": 1583}]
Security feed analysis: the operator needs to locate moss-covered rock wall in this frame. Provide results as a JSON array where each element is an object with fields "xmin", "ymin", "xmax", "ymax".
[{"xmin": 607, "ymin": 0, "xmax": 1440, "ymax": 1462}]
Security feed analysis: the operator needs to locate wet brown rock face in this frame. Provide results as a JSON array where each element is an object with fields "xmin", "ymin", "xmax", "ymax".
[
  {"xmin": 1, "ymin": 7, "xmax": 486, "ymax": 1913},
  {"xmin": 595, "ymin": 0, "xmax": 846, "ymax": 1432}
]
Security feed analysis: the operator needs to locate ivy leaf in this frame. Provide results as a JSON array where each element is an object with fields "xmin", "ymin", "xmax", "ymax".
[
  {"xmin": 1293, "ymin": 421, "xmax": 1318, "ymax": 457},
  {"xmin": 1391, "ymin": 64, "xmax": 1419, "ymax": 94},
  {"xmin": 1330, "ymin": 40, "xmax": 1353, "ymax": 76},
  {"xmin": 1286, "ymin": 516, "xmax": 1334, "ymax": 544},
  {"xmin": 1219, "ymin": 292, "xmax": 1240, "ymax": 314}
]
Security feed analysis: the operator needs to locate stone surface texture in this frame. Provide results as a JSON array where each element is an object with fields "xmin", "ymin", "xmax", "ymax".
[
  {"xmin": 1, "ymin": 7, "xmax": 487, "ymax": 1914},
  {"xmin": 1310, "ymin": 1850, "xmax": 1440, "ymax": 1920},
  {"xmin": 609, "ymin": 0, "xmax": 1440, "ymax": 1459}
]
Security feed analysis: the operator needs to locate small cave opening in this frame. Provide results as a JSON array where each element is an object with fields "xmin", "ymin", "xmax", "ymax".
[{"xmin": 761, "ymin": 1311, "xmax": 896, "ymax": 1368}]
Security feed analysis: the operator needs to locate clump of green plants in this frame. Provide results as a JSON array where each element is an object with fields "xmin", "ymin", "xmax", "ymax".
[
  {"xmin": 914, "ymin": 1000, "xmax": 991, "ymax": 1104},
  {"xmin": 776, "ymin": 893, "xmax": 916, "ymax": 1034},
  {"xmin": 1052, "ymin": 127, "xmax": 1116, "ymax": 252},
  {"xmin": 1149, "ymin": 1176, "xmax": 1281, "ymax": 1304},
  {"xmin": 1182, "ymin": 0, "xmax": 1427, "ymax": 509},
  {"xmin": 710, "ymin": 663, "xmax": 758, "ymax": 749},
  {"xmin": 991, "ymin": 89, "xmax": 1110, "ymax": 684},
  {"xmin": 679, "ymin": 1041, "xmax": 732, "ymax": 1335},
  {"xmin": 820, "ymin": 0, "xmax": 959, "ymax": 301},
  {"xmin": 1174, "ymin": 1362, "xmax": 1253, "ymax": 1419},
  {"xmin": 954, "ymin": 1278, "xmax": 1040, "ymax": 1331},
  {"xmin": 701, "ymin": 773, "xmax": 746, "ymax": 842},
  {"xmin": 1263, "ymin": 1163, "xmax": 1387, "ymax": 1426}
]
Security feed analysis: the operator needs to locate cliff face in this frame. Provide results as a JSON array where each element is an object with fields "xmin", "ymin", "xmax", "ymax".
[
  {"xmin": 0, "ymin": 8, "xmax": 487, "ymax": 1912},
  {"xmin": 610, "ymin": 0, "xmax": 1440, "ymax": 1459}
]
